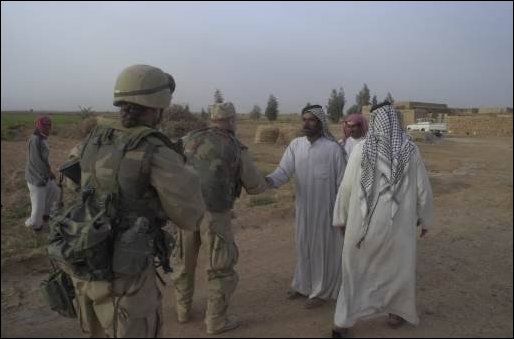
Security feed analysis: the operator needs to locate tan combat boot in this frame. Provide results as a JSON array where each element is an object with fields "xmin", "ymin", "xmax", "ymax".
[
  {"xmin": 177, "ymin": 310, "xmax": 190, "ymax": 324},
  {"xmin": 176, "ymin": 304, "xmax": 191, "ymax": 324},
  {"xmin": 206, "ymin": 318, "xmax": 239, "ymax": 335}
]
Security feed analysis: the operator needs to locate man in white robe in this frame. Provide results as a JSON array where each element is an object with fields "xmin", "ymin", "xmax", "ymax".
[
  {"xmin": 331, "ymin": 103, "xmax": 433, "ymax": 338},
  {"xmin": 267, "ymin": 105, "xmax": 346, "ymax": 309}
]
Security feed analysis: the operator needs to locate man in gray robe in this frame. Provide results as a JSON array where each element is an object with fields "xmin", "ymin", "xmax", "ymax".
[{"xmin": 267, "ymin": 105, "xmax": 346, "ymax": 309}]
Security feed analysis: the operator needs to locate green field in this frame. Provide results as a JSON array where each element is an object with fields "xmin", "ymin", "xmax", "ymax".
[
  {"xmin": 1, "ymin": 111, "xmax": 109, "ymax": 140},
  {"xmin": 1, "ymin": 112, "xmax": 81, "ymax": 139}
]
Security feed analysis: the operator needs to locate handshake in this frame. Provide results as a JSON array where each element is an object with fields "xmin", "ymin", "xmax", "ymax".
[{"xmin": 264, "ymin": 176, "xmax": 275, "ymax": 190}]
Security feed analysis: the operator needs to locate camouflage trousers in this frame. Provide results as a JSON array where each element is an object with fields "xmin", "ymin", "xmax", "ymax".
[
  {"xmin": 171, "ymin": 211, "xmax": 239, "ymax": 332},
  {"xmin": 71, "ymin": 266, "xmax": 162, "ymax": 338}
]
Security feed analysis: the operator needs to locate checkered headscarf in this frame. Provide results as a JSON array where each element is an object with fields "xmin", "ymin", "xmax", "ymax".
[
  {"xmin": 303, "ymin": 106, "xmax": 337, "ymax": 142},
  {"xmin": 34, "ymin": 115, "xmax": 52, "ymax": 139},
  {"xmin": 360, "ymin": 104, "xmax": 415, "ymax": 217},
  {"xmin": 341, "ymin": 113, "xmax": 368, "ymax": 142}
]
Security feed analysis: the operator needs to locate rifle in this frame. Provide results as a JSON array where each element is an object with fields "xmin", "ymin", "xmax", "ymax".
[
  {"xmin": 154, "ymin": 226, "xmax": 175, "ymax": 274},
  {"xmin": 58, "ymin": 172, "xmax": 64, "ymax": 209}
]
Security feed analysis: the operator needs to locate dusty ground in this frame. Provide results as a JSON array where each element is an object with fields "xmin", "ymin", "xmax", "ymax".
[{"xmin": 1, "ymin": 120, "xmax": 513, "ymax": 338}]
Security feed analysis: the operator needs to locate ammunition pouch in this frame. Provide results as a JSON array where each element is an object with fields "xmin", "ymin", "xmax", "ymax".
[
  {"xmin": 47, "ymin": 189, "xmax": 113, "ymax": 281},
  {"xmin": 40, "ymin": 268, "xmax": 77, "ymax": 318}
]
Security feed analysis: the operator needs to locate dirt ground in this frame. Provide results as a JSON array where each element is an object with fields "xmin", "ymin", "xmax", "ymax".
[{"xmin": 1, "ymin": 121, "xmax": 512, "ymax": 338}]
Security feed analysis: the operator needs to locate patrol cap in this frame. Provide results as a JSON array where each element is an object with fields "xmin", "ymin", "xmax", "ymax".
[
  {"xmin": 210, "ymin": 102, "xmax": 236, "ymax": 120},
  {"xmin": 113, "ymin": 64, "xmax": 175, "ymax": 109}
]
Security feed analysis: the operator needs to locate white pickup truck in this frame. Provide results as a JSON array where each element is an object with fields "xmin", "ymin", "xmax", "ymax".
[{"xmin": 406, "ymin": 121, "xmax": 447, "ymax": 135}]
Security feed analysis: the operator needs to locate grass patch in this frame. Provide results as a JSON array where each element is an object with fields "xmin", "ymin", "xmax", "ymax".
[
  {"xmin": 2, "ymin": 198, "xmax": 31, "ymax": 219},
  {"xmin": 0, "ymin": 193, "xmax": 48, "ymax": 262},
  {"xmin": 1, "ymin": 225, "xmax": 48, "ymax": 265},
  {"xmin": 247, "ymin": 195, "xmax": 276, "ymax": 207},
  {"xmin": 1, "ymin": 111, "xmax": 83, "ymax": 127}
]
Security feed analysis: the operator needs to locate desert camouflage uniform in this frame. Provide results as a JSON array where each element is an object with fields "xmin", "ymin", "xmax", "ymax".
[
  {"xmin": 67, "ymin": 117, "xmax": 205, "ymax": 338},
  {"xmin": 63, "ymin": 65, "xmax": 205, "ymax": 338},
  {"xmin": 171, "ymin": 102, "xmax": 267, "ymax": 334}
]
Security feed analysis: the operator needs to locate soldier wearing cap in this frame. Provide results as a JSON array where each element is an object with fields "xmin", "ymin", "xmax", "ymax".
[
  {"xmin": 64, "ymin": 64, "xmax": 205, "ymax": 338},
  {"xmin": 171, "ymin": 102, "xmax": 268, "ymax": 334}
]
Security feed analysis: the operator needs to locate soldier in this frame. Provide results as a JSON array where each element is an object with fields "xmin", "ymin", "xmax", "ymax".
[
  {"xmin": 62, "ymin": 64, "xmax": 205, "ymax": 338},
  {"xmin": 171, "ymin": 102, "xmax": 268, "ymax": 335}
]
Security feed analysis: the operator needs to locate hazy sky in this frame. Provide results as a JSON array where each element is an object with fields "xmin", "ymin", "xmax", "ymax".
[{"xmin": 1, "ymin": 1, "xmax": 513, "ymax": 113}]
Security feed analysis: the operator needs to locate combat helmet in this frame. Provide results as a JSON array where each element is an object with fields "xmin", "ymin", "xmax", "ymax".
[
  {"xmin": 210, "ymin": 102, "xmax": 236, "ymax": 120},
  {"xmin": 113, "ymin": 64, "xmax": 175, "ymax": 109}
]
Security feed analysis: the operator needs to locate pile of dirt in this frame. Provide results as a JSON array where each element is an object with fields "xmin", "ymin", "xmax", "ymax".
[
  {"xmin": 254, "ymin": 126, "xmax": 280, "ymax": 143},
  {"xmin": 78, "ymin": 117, "xmax": 98, "ymax": 137},
  {"xmin": 162, "ymin": 104, "xmax": 207, "ymax": 139},
  {"xmin": 276, "ymin": 126, "xmax": 302, "ymax": 145},
  {"xmin": 48, "ymin": 117, "xmax": 97, "ymax": 140}
]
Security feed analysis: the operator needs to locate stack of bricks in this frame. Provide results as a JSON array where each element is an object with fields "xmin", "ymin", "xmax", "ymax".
[
  {"xmin": 447, "ymin": 115, "xmax": 513, "ymax": 136},
  {"xmin": 361, "ymin": 102, "xmax": 512, "ymax": 136},
  {"xmin": 477, "ymin": 107, "xmax": 513, "ymax": 114}
]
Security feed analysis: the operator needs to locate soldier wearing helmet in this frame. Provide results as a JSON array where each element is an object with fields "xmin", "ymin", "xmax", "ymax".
[
  {"xmin": 64, "ymin": 64, "xmax": 205, "ymax": 337},
  {"xmin": 170, "ymin": 101, "xmax": 268, "ymax": 334}
]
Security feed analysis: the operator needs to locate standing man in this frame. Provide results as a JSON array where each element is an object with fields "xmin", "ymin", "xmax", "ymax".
[
  {"xmin": 25, "ymin": 115, "xmax": 60, "ymax": 231},
  {"xmin": 338, "ymin": 113, "xmax": 368, "ymax": 161},
  {"xmin": 171, "ymin": 102, "xmax": 268, "ymax": 335},
  {"xmin": 331, "ymin": 103, "xmax": 433, "ymax": 338},
  {"xmin": 58, "ymin": 64, "xmax": 205, "ymax": 338},
  {"xmin": 266, "ymin": 104, "xmax": 346, "ymax": 309}
]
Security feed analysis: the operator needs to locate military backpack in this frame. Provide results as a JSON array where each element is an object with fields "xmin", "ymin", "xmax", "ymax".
[
  {"xmin": 182, "ymin": 127, "xmax": 244, "ymax": 213},
  {"xmin": 47, "ymin": 124, "xmax": 178, "ymax": 282}
]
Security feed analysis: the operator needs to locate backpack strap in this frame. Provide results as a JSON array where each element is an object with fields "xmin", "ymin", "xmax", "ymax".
[
  {"xmin": 138, "ymin": 141, "xmax": 157, "ymax": 196},
  {"xmin": 127, "ymin": 127, "xmax": 185, "ymax": 161},
  {"xmin": 106, "ymin": 133, "xmax": 130, "ymax": 215}
]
